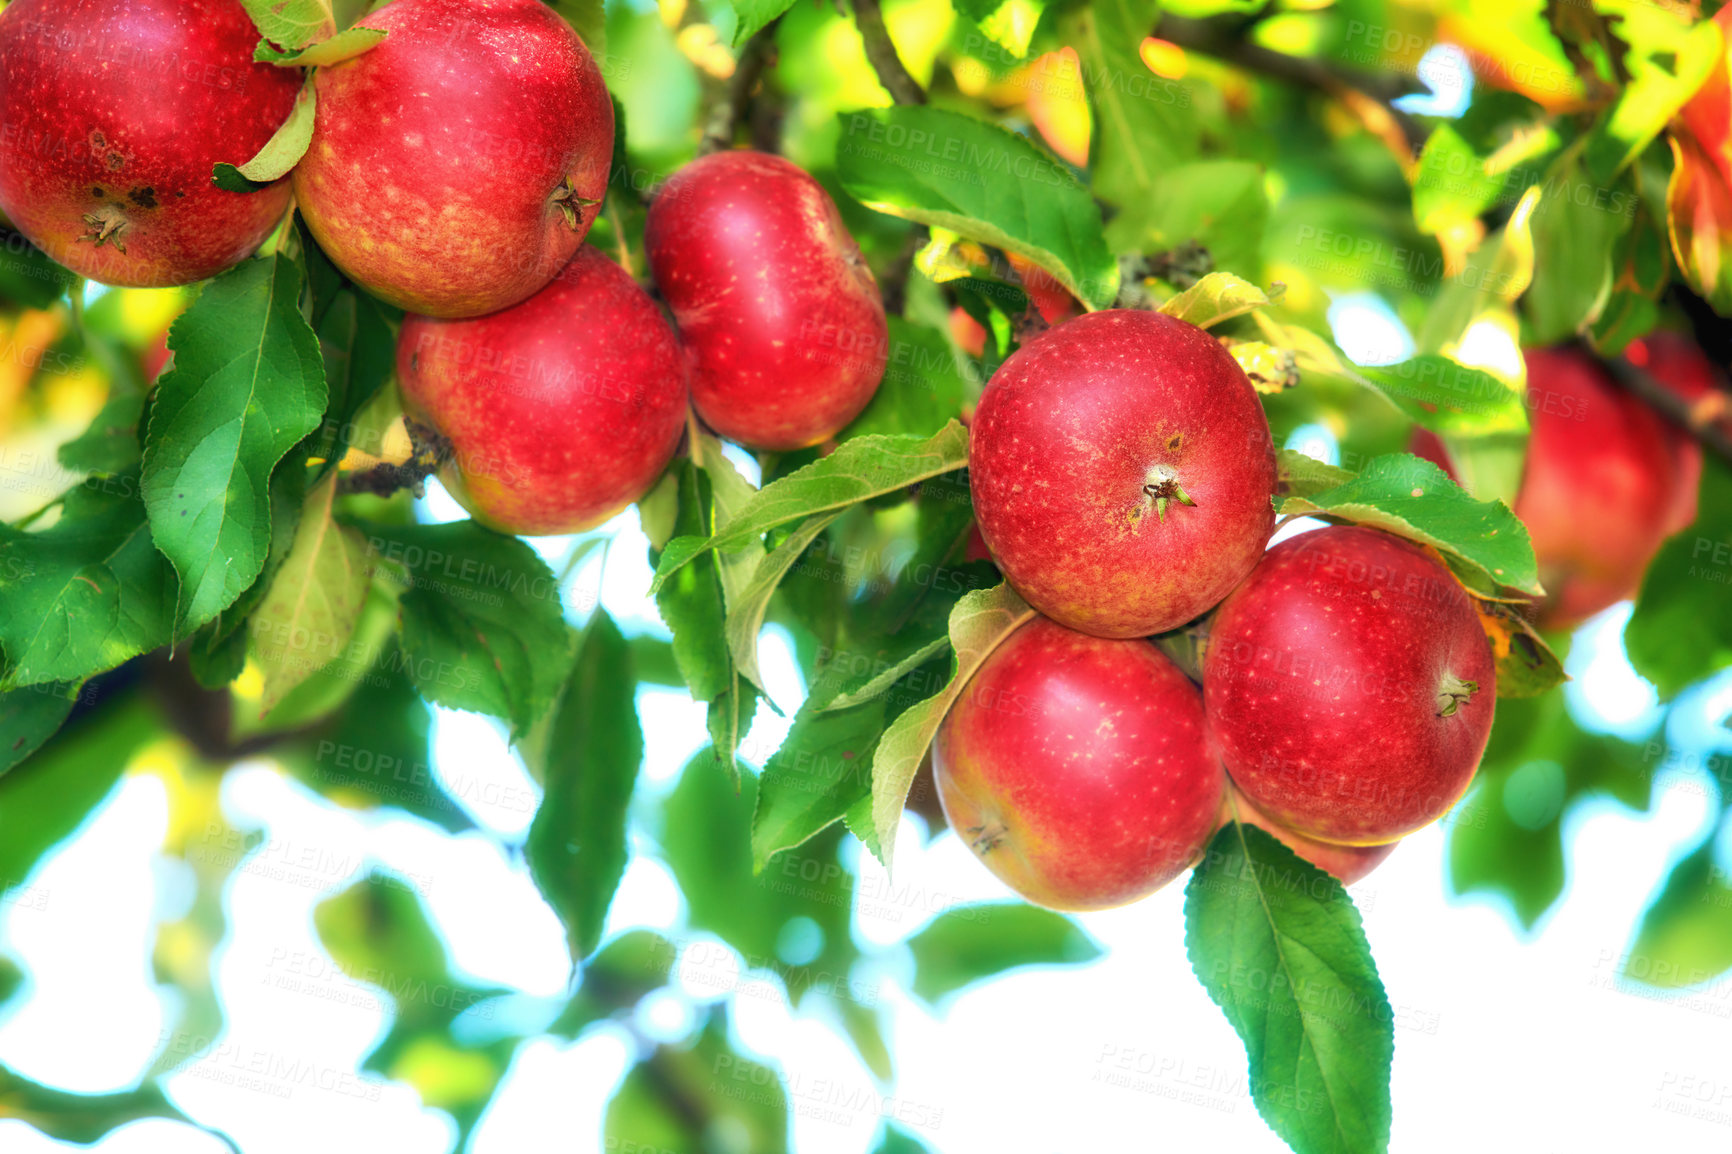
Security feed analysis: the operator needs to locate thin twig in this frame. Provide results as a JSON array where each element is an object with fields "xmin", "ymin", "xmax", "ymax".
[
  {"xmin": 877, "ymin": 225, "xmax": 926, "ymax": 316},
  {"xmin": 699, "ymin": 20, "xmax": 781, "ymax": 155},
  {"xmin": 1152, "ymin": 15, "xmax": 1425, "ymax": 157},
  {"xmin": 853, "ymin": 0, "xmax": 925, "ymax": 105},
  {"xmin": 1598, "ymin": 350, "xmax": 1732, "ymax": 467}
]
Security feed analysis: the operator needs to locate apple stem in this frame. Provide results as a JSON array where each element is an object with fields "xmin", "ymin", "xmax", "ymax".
[
  {"xmin": 1435, "ymin": 675, "xmax": 1479, "ymax": 717},
  {"xmin": 550, "ymin": 177, "xmax": 599, "ymax": 231}
]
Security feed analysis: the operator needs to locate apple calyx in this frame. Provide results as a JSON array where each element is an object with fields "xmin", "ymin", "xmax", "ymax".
[
  {"xmin": 79, "ymin": 208, "xmax": 128, "ymax": 252},
  {"xmin": 1435, "ymin": 674, "xmax": 1479, "ymax": 718},
  {"xmin": 550, "ymin": 176, "xmax": 600, "ymax": 230},
  {"xmin": 1140, "ymin": 464, "xmax": 1197, "ymax": 523},
  {"xmin": 966, "ymin": 820, "xmax": 1009, "ymax": 855}
]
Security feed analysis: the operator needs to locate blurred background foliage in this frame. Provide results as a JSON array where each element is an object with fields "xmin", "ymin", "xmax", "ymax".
[{"xmin": 2, "ymin": 0, "xmax": 1732, "ymax": 1148}]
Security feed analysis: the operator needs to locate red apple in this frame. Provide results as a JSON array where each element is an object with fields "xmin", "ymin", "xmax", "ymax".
[
  {"xmin": 1203, "ymin": 525, "xmax": 1495, "ymax": 846},
  {"xmin": 644, "ymin": 150, "xmax": 887, "ymax": 451},
  {"xmin": 1216, "ymin": 785, "xmax": 1396, "ymax": 885},
  {"xmin": 934, "ymin": 616, "xmax": 1224, "ymax": 911},
  {"xmin": 0, "ymin": 0, "xmax": 301, "ymax": 287},
  {"xmin": 294, "ymin": 0, "xmax": 613, "ymax": 318},
  {"xmin": 969, "ymin": 310, "xmax": 1277, "ymax": 639},
  {"xmin": 1518, "ymin": 346, "xmax": 1682, "ymax": 628},
  {"xmin": 397, "ymin": 247, "xmax": 687, "ymax": 535},
  {"xmin": 1624, "ymin": 331, "xmax": 1724, "ymax": 534}
]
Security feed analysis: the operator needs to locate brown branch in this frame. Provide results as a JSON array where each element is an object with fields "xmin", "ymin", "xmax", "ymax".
[
  {"xmin": 852, "ymin": 0, "xmax": 925, "ymax": 105},
  {"xmin": 1598, "ymin": 351, "xmax": 1732, "ymax": 467},
  {"xmin": 338, "ymin": 418, "xmax": 452, "ymax": 499},
  {"xmin": 1152, "ymin": 15, "xmax": 1426, "ymax": 160},
  {"xmin": 699, "ymin": 20, "xmax": 781, "ymax": 155}
]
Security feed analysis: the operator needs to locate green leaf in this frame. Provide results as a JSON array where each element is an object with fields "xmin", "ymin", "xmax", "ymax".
[
  {"xmin": 1583, "ymin": 3, "xmax": 1724, "ymax": 182},
  {"xmin": 605, "ymin": 1014, "xmax": 788, "ymax": 1154},
  {"xmin": 0, "ymin": 474, "xmax": 179, "ymax": 688},
  {"xmin": 906, "ymin": 902, "xmax": 1100, "ymax": 1004},
  {"xmin": 1279, "ymin": 453, "xmax": 1541, "ymax": 597},
  {"xmin": 663, "ymin": 756, "xmax": 857, "ymax": 1000},
  {"xmin": 1073, "ymin": 0, "xmax": 1198, "ymax": 207},
  {"xmin": 718, "ymin": 0, "xmax": 795, "ymax": 47},
  {"xmin": 548, "ymin": 0, "xmax": 607, "ymax": 56},
  {"xmin": 1354, "ymin": 357, "xmax": 1529, "ymax": 436},
  {"xmin": 1525, "ymin": 164, "xmax": 1635, "ymax": 344},
  {"xmin": 549, "ymin": 929, "xmax": 676, "ymax": 1039},
  {"xmin": 1185, "ymin": 824, "xmax": 1393, "ymax": 1154},
  {"xmin": 1157, "ymin": 272, "xmax": 1272, "ymax": 329},
  {"xmin": 254, "ymin": 25, "xmax": 386, "ymax": 65},
  {"xmin": 1412, "ymin": 125, "xmax": 1500, "ymax": 235},
  {"xmin": 0, "ymin": 698, "xmax": 156, "ymax": 890},
  {"xmin": 726, "ymin": 512, "xmax": 843, "ymax": 699},
  {"xmin": 361, "ymin": 520, "xmax": 568, "ymax": 736},
  {"xmin": 869, "ymin": 581, "xmax": 1033, "ymax": 867},
  {"xmin": 840, "ymin": 318, "xmax": 971, "ymax": 441},
  {"xmin": 1277, "ymin": 449, "xmax": 1357, "ymax": 499},
  {"xmin": 315, "ymin": 872, "xmax": 502, "ymax": 1073},
  {"xmin": 58, "ymin": 387, "xmax": 144, "ymax": 475},
  {"xmin": 212, "ymin": 79, "xmax": 316, "ymax": 191},
  {"xmin": 239, "ymin": 0, "xmax": 336, "ymax": 51},
  {"xmin": 0, "ymin": 682, "xmax": 78, "ymax": 777},
  {"xmin": 1625, "ymin": 456, "xmax": 1732, "ymax": 699},
  {"xmin": 1625, "ymin": 835, "xmax": 1732, "ymax": 989},
  {"xmin": 1103, "ymin": 159, "xmax": 1267, "ymax": 279},
  {"xmin": 650, "ymin": 423, "xmax": 969, "ymax": 591},
  {"xmin": 309, "ymin": 286, "xmax": 397, "ymax": 479},
  {"xmin": 528, "ymin": 611, "xmax": 643, "ymax": 965},
  {"xmin": 958, "ymin": 0, "xmax": 1047, "ymax": 57},
  {"xmin": 142, "ymin": 255, "xmax": 327, "ymax": 632},
  {"xmin": 248, "ymin": 475, "xmax": 370, "ymax": 713},
  {"xmin": 821, "ymin": 636, "xmax": 952, "ymax": 712},
  {"xmin": 0, "ymin": 1062, "xmax": 231, "ymax": 1148},
  {"xmin": 836, "ymin": 107, "xmax": 1118, "ymax": 309},
  {"xmin": 0, "ymin": 230, "xmax": 77, "ymax": 308}
]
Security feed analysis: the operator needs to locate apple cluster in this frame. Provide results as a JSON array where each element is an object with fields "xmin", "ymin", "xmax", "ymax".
[
  {"xmin": 940, "ymin": 311, "xmax": 1500, "ymax": 911},
  {"xmin": 0, "ymin": 0, "xmax": 889, "ymax": 536}
]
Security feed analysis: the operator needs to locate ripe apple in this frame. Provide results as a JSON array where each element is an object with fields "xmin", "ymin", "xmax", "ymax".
[
  {"xmin": 294, "ymin": 0, "xmax": 613, "ymax": 318},
  {"xmin": 933, "ymin": 616, "xmax": 1224, "ymax": 911},
  {"xmin": 0, "ymin": 0, "xmax": 302, "ymax": 287},
  {"xmin": 1203, "ymin": 524, "xmax": 1495, "ymax": 846},
  {"xmin": 1216, "ymin": 785, "xmax": 1396, "ymax": 885},
  {"xmin": 1624, "ymin": 331, "xmax": 1724, "ymax": 534},
  {"xmin": 644, "ymin": 150, "xmax": 888, "ymax": 451},
  {"xmin": 1518, "ymin": 346, "xmax": 1683, "ymax": 628},
  {"xmin": 969, "ymin": 310, "xmax": 1277, "ymax": 639},
  {"xmin": 396, "ymin": 247, "xmax": 687, "ymax": 535}
]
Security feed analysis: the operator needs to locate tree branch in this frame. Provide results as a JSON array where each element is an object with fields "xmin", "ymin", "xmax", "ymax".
[
  {"xmin": 852, "ymin": 0, "xmax": 926, "ymax": 105},
  {"xmin": 1599, "ymin": 352, "xmax": 1732, "ymax": 467},
  {"xmin": 699, "ymin": 20, "xmax": 781, "ymax": 155},
  {"xmin": 1152, "ymin": 15, "xmax": 1426, "ymax": 158}
]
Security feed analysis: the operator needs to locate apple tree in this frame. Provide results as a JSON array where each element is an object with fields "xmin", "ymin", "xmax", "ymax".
[{"xmin": 0, "ymin": 0, "xmax": 1730, "ymax": 1150}]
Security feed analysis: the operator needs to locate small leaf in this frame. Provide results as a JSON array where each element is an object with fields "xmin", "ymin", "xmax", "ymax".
[
  {"xmin": 0, "ymin": 474, "xmax": 179, "ymax": 688},
  {"xmin": 907, "ymin": 902, "xmax": 1100, "ymax": 1004},
  {"xmin": 255, "ymin": 25, "xmax": 386, "ymax": 65},
  {"xmin": 1157, "ymin": 272, "xmax": 1272, "ymax": 329},
  {"xmin": 1279, "ymin": 453, "xmax": 1541, "ymax": 597},
  {"xmin": 213, "ymin": 79, "xmax": 316, "ymax": 191},
  {"xmin": 249, "ymin": 474, "xmax": 371, "ymax": 713},
  {"xmin": 1185, "ymin": 824, "xmax": 1393, "ymax": 1154},
  {"xmin": 1473, "ymin": 598, "xmax": 1567, "ymax": 698},
  {"xmin": 528, "ymin": 611, "xmax": 643, "ymax": 965},
  {"xmin": 650, "ymin": 423, "xmax": 969, "ymax": 591},
  {"xmin": 868, "ymin": 582, "xmax": 1034, "ymax": 866},
  {"xmin": 1226, "ymin": 339, "xmax": 1299, "ymax": 393},
  {"xmin": 821, "ymin": 636, "xmax": 952, "ymax": 712},
  {"xmin": 1356, "ymin": 357, "xmax": 1529, "ymax": 436},
  {"xmin": 1625, "ymin": 456, "xmax": 1732, "ymax": 698},
  {"xmin": 1625, "ymin": 837, "xmax": 1732, "ymax": 989},
  {"xmin": 239, "ymin": 0, "xmax": 336, "ymax": 52},
  {"xmin": 1276, "ymin": 449, "xmax": 1357, "ymax": 499},
  {"xmin": 719, "ymin": 0, "xmax": 795, "ymax": 47},
  {"xmin": 142, "ymin": 255, "xmax": 327, "ymax": 633},
  {"xmin": 0, "ymin": 682, "xmax": 79, "ymax": 778},
  {"xmin": 361, "ymin": 520, "xmax": 568, "ymax": 736},
  {"xmin": 726, "ymin": 512, "xmax": 843, "ymax": 699},
  {"xmin": 836, "ymin": 106, "xmax": 1118, "ymax": 309}
]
